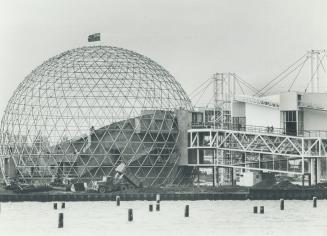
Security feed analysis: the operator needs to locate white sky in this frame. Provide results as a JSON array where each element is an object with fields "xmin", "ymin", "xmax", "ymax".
[{"xmin": 0, "ymin": 0, "xmax": 327, "ymax": 115}]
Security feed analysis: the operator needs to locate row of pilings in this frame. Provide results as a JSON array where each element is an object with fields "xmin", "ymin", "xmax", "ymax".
[
  {"xmin": 51, "ymin": 194, "xmax": 191, "ymax": 228},
  {"xmin": 51, "ymin": 195, "xmax": 318, "ymax": 228}
]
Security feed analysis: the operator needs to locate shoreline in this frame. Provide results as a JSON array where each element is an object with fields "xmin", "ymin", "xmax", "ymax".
[{"xmin": 1, "ymin": 189, "xmax": 327, "ymax": 202}]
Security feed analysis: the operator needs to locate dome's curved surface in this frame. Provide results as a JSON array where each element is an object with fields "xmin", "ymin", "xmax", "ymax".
[{"xmin": 0, "ymin": 46, "xmax": 192, "ymax": 186}]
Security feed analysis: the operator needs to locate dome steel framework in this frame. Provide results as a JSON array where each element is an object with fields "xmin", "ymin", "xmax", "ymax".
[{"xmin": 0, "ymin": 46, "xmax": 192, "ymax": 186}]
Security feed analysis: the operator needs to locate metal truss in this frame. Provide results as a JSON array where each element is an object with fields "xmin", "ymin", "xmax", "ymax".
[
  {"xmin": 0, "ymin": 46, "xmax": 193, "ymax": 185},
  {"xmin": 188, "ymin": 128, "xmax": 327, "ymax": 175}
]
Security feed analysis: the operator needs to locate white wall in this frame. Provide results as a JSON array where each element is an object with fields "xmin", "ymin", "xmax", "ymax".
[
  {"xmin": 238, "ymin": 171, "xmax": 262, "ymax": 187},
  {"xmin": 246, "ymin": 103, "xmax": 280, "ymax": 128},
  {"xmin": 231, "ymin": 101, "xmax": 245, "ymax": 117},
  {"xmin": 300, "ymin": 93, "xmax": 327, "ymax": 131},
  {"xmin": 303, "ymin": 109, "xmax": 327, "ymax": 131},
  {"xmin": 280, "ymin": 92, "xmax": 298, "ymax": 111},
  {"xmin": 302, "ymin": 93, "xmax": 327, "ymax": 109}
]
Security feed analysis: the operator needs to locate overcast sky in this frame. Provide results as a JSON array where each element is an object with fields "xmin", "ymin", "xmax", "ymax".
[{"xmin": 0, "ymin": 0, "xmax": 326, "ymax": 115}]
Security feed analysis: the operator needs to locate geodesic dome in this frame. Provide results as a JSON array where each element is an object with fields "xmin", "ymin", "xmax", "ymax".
[{"xmin": 0, "ymin": 46, "xmax": 192, "ymax": 186}]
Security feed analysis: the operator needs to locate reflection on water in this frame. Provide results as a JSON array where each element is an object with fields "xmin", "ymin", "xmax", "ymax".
[{"xmin": 0, "ymin": 200, "xmax": 326, "ymax": 236}]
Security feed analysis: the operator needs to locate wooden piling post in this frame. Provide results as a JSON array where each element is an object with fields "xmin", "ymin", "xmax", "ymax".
[
  {"xmin": 116, "ymin": 196, "xmax": 120, "ymax": 206},
  {"xmin": 156, "ymin": 203, "xmax": 160, "ymax": 211},
  {"xmin": 58, "ymin": 213, "xmax": 64, "ymax": 228},
  {"xmin": 128, "ymin": 209, "xmax": 133, "ymax": 222},
  {"xmin": 253, "ymin": 206, "xmax": 258, "ymax": 213},
  {"xmin": 149, "ymin": 204, "xmax": 153, "ymax": 212},
  {"xmin": 54, "ymin": 203, "xmax": 57, "ymax": 210},
  {"xmin": 260, "ymin": 206, "xmax": 264, "ymax": 214},
  {"xmin": 184, "ymin": 205, "xmax": 189, "ymax": 217},
  {"xmin": 313, "ymin": 197, "xmax": 317, "ymax": 208},
  {"xmin": 280, "ymin": 199, "xmax": 284, "ymax": 210}
]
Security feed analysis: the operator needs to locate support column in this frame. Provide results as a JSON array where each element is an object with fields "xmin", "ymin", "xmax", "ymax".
[
  {"xmin": 310, "ymin": 158, "xmax": 316, "ymax": 185},
  {"xmin": 216, "ymin": 166, "xmax": 220, "ymax": 186},
  {"xmin": 315, "ymin": 158, "xmax": 318, "ymax": 185},
  {"xmin": 212, "ymin": 166, "xmax": 216, "ymax": 187},
  {"xmin": 317, "ymin": 158, "xmax": 321, "ymax": 184},
  {"xmin": 197, "ymin": 167, "xmax": 200, "ymax": 186},
  {"xmin": 231, "ymin": 168, "xmax": 234, "ymax": 186}
]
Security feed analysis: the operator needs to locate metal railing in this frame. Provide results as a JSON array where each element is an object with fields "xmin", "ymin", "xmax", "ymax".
[
  {"xmin": 234, "ymin": 95, "xmax": 279, "ymax": 108},
  {"xmin": 191, "ymin": 122, "xmax": 327, "ymax": 138},
  {"xmin": 298, "ymin": 102, "xmax": 327, "ymax": 111}
]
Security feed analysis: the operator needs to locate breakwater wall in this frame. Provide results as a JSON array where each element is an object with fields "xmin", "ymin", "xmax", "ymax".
[
  {"xmin": 249, "ymin": 189, "xmax": 327, "ymax": 200},
  {"xmin": 0, "ymin": 192, "xmax": 247, "ymax": 202},
  {"xmin": 1, "ymin": 189, "xmax": 327, "ymax": 202}
]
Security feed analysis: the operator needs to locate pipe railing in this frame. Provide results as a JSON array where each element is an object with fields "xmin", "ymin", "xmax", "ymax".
[{"xmin": 191, "ymin": 122, "xmax": 327, "ymax": 138}]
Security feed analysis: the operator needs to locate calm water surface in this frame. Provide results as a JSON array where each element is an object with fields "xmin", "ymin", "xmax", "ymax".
[{"xmin": 0, "ymin": 200, "xmax": 326, "ymax": 236}]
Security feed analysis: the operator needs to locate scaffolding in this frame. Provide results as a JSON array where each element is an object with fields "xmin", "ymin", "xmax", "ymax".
[
  {"xmin": 188, "ymin": 127, "xmax": 327, "ymax": 184},
  {"xmin": 188, "ymin": 49, "xmax": 327, "ymax": 186}
]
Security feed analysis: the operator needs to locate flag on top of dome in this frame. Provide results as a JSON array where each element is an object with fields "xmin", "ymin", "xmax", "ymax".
[{"xmin": 88, "ymin": 33, "xmax": 100, "ymax": 42}]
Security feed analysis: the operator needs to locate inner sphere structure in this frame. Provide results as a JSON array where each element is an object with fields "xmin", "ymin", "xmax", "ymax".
[{"xmin": 0, "ymin": 46, "xmax": 192, "ymax": 186}]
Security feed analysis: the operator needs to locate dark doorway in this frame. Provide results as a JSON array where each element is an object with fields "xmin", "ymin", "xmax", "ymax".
[
  {"xmin": 283, "ymin": 111, "xmax": 297, "ymax": 136},
  {"xmin": 286, "ymin": 121, "xmax": 297, "ymax": 136}
]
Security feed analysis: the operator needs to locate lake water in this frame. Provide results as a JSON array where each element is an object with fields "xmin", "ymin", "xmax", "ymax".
[{"xmin": 0, "ymin": 200, "xmax": 326, "ymax": 236}]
